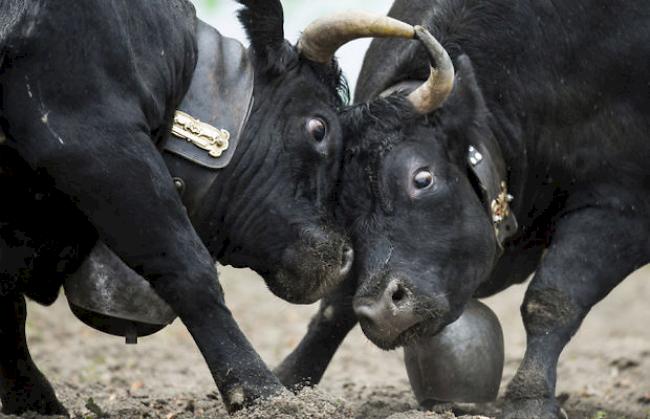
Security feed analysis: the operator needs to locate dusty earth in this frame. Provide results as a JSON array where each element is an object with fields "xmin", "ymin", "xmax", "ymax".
[{"xmin": 1, "ymin": 265, "xmax": 649, "ymax": 419}]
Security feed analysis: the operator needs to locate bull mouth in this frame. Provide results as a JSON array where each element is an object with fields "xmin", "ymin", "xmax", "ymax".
[
  {"xmin": 267, "ymin": 266, "xmax": 346, "ymax": 304},
  {"xmin": 360, "ymin": 316, "xmax": 447, "ymax": 350},
  {"xmin": 270, "ymin": 235, "xmax": 353, "ymax": 304},
  {"xmin": 394, "ymin": 318, "xmax": 447, "ymax": 347}
]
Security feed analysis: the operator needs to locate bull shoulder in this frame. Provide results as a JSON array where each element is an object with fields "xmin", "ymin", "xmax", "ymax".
[{"xmin": 2, "ymin": 0, "xmax": 198, "ymax": 130}]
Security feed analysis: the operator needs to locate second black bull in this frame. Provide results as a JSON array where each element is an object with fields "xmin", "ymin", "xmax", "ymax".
[
  {"xmin": 0, "ymin": 0, "xmax": 415, "ymax": 415},
  {"xmin": 277, "ymin": 1, "xmax": 650, "ymax": 418}
]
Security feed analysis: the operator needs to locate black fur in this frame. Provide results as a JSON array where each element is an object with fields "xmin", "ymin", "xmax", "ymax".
[
  {"xmin": 279, "ymin": 3, "xmax": 650, "ymax": 418},
  {"xmin": 0, "ymin": 0, "xmax": 353, "ymax": 414}
]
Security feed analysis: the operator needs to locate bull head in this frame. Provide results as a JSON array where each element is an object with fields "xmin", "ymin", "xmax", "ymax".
[{"xmin": 340, "ymin": 27, "xmax": 514, "ymax": 348}]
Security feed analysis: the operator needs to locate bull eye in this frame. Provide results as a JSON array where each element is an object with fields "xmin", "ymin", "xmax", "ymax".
[
  {"xmin": 306, "ymin": 118, "xmax": 327, "ymax": 142},
  {"xmin": 413, "ymin": 169, "xmax": 434, "ymax": 189}
]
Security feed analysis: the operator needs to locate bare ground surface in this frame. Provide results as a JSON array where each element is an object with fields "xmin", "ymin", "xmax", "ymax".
[{"xmin": 1, "ymin": 265, "xmax": 649, "ymax": 419}]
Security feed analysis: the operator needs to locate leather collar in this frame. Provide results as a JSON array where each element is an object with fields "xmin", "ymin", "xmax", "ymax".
[
  {"xmin": 467, "ymin": 139, "xmax": 518, "ymax": 249},
  {"xmin": 161, "ymin": 20, "xmax": 254, "ymax": 216}
]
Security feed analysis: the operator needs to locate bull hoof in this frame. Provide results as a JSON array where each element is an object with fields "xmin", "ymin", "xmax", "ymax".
[
  {"xmin": 0, "ymin": 374, "xmax": 68, "ymax": 417},
  {"xmin": 223, "ymin": 381, "xmax": 288, "ymax": 413},
  {"xmin": 273, "ymin": 364, "xmax": 312, "ymax": 392},
  {"xmin": 2, "ymin": 400, "xmax": 68, "ymax": 417},
  {"xmin": 1, "ymin": 393, "xmax": 68, "ymax": 417},
  {"xmin": 499, "ymin": 398, "xmax": 567, "ymax": 419}
]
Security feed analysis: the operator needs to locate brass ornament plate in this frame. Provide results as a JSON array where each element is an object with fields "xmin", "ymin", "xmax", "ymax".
[
  {"xmin": 491, "ymin": 181, "xmax": 514, "ymax": 226},
  {"xmin": 171, "ymin": 111, "xmax": 230, "ymax": 158}
]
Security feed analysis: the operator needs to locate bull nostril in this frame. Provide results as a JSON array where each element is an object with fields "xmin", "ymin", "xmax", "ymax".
[
  {"xmin": 339, "ymin": 245, "xmax": 354, "ymax": 276},
  {"xmin": 386, "ymin": 282, "xmax": 412, "ymax": 309},
  {"xmin": 391, "ymin": 286, "xmax": 406, "ymax": 304}
]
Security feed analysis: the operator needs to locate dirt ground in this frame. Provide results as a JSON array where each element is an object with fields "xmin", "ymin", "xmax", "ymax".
[{"xmin": 1, "ymin": 265, "xmax": 649, "ymax": 419}]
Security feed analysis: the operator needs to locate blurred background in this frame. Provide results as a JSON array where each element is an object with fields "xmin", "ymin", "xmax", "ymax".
[{"xmin": 194, "ymin": 0, "xmax": 395, "ymax": 93}]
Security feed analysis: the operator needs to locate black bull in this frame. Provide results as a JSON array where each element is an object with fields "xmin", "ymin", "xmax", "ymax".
[
  {"xmin": 0, "ymin": 0, "xmax": 372, "ymax": 414},
  {"xmin": 277, "ymin": 1, "xmax": 650, "ymax": 418}
]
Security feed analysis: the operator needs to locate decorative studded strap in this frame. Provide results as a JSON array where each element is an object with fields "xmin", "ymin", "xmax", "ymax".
[{"xmin": 467, "ymin": 143, "xmax": 518, "ymax": 249}]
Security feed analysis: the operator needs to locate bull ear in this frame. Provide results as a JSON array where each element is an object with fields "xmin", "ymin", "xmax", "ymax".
[
  {"xmin": 441, "ymin": 54, "xmax": 489, "ymax": 161},
  {"xmin": 445, "ymin": 55, "xmax": 488, "ymax": 126},
  {"xmin": 236, "ymin": 0, "xmax": 298, "ymax": 76}
]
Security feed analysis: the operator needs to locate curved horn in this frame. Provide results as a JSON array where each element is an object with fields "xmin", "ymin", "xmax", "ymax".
[
  {"xmin": 407, "ymin": 26, "xmax": 455, "ymax": 114},
  {"xmin": 298, "ymin": 11, "xmax": 415, "ymax": 64}
]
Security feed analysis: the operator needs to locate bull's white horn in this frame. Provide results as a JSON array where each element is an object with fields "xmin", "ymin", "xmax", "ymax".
[
  {"xmin": 298, "ymin": 11, "xmax": 415, "ymax": 64},
  {"xmin": 407, "ymin": 26, "xmax": 455, "ymax": 114}
]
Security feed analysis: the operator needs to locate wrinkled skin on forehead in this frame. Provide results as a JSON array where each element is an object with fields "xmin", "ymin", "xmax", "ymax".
[{"xmin": 339, "ymin": 66, "xmax": 497, "ymax": 348}]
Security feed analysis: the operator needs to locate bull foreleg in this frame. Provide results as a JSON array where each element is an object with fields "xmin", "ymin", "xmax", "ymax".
[
  {"xmin": 0, "ymin": 294, "xmax": 67, "ymax": 416},
  {"xmin": 1, "ymin": 105, "xmax": 283, "ymax": 410},
  {"xmin": 501, "ymin": 207, "xmax": 649, "ymax": 419},
  {"xmin": 275, "ymin": 277, "xmax": 357, "ymax": 389}
]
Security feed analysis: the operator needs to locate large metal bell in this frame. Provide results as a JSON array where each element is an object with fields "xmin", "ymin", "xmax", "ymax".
[
  {"xmin": 403, "ymin": 299, "xmax": 504, "ymax": 406},
  {"xmin": 64, "ymin": 242, "xmax": 177, "ymax": 344}
]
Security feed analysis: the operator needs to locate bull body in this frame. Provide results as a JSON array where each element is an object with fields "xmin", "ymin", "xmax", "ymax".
[
  {"xmin": 0, "ymin": 0, "xmax": 353, "ymax": 414},
  {"xmin": 277, "ymin": 1, "xmax": 650, "ymax": 417}
]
